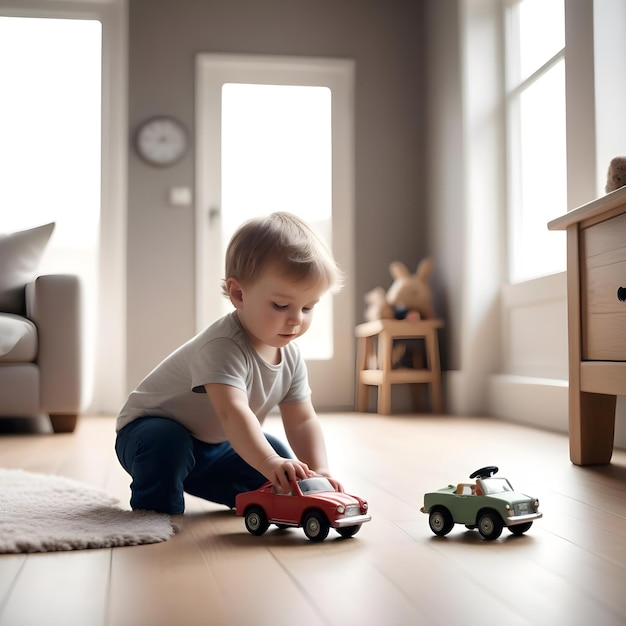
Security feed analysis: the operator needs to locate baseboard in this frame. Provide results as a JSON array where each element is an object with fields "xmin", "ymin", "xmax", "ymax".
[
  {"xmin": 487, "ymin": 374, "xmax": 568, "ymax": 433},
  {"xmin": 486, "ymin": 373, "xmax": 626, "ymax": 450}
]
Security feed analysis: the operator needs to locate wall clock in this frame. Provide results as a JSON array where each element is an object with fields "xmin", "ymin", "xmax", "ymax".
[{"xmin": 135, "ymin": 116, "xmax": 189, "ymax": 166}]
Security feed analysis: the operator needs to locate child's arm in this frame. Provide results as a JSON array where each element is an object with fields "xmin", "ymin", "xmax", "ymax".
[
  {"xmin": 279, "ymin": 400, "xmax": 344, "ymax": 492},
  {"xmin": 205, "ymin": 383, "xmax": 314, "ymax": 494}
]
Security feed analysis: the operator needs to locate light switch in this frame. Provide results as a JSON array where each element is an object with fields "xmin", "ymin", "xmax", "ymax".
[{"xmin": 169, "ymin": 186, "xmax": 192, "ymax": 206}]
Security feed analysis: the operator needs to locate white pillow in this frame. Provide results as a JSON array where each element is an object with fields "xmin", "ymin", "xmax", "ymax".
[{"xmin": 0, "ymin": 223, "xmax": 55, "ymax": 314}]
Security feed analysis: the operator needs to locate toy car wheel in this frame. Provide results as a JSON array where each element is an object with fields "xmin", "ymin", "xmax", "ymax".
[
  {"xmin": 429, "ymin": 506, "xmax": 454, "ymax": 537},
  {"xmin": 508, "ymin": 522, "xmax": 533, "ymax": 536},
  {"xmin": 336, "ymin": 524, "xmax": 361, "ymax": 539},
  {"xmin": 303, "ymin": 510, "xmax": 330, "ymax": 542},
  {"xmin": 244, "ymin": 506, "xmax": 270, "ymax": 536},
  {"xmin": 477, "ymin": 511, "xmax": 504, "ymax": 540}
]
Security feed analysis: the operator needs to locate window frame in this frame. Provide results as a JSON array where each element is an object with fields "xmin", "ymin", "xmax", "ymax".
[{"xmin": 504, "ymin": 0, "xmax": 567, "ymax": 284}]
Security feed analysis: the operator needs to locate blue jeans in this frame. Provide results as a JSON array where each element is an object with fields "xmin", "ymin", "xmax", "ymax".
[{"xmin": 115, "ymin": 416, "xmax": 292, "ymax": 514}]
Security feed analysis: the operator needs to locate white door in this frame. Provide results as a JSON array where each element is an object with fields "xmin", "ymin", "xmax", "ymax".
[{"xmin": 195, "ymin": 54, "xmax": 355, "ymax": 409}]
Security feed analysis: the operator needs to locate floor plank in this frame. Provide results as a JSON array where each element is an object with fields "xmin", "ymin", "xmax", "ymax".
[
  {"xmin": 0, "ymin": 551, "xmax": 110, "ymax": 626},
  {"xmin": 107, "ymin": 520, "xmax": 224, "ymax": 626},
  {"xmin": 1, "ymin": 413, "xmax": 625, "ymax": 626}
]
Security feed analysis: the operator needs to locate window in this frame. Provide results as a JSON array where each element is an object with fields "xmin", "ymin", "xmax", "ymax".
[
  {"xmin": 0, "ymin": 17, "xmax": 101, "ymax": 258},
  {"xmin": 0, "ymin": 16, "xmax": 101, "ymax": 405},
  {"xmin": 505, "ymin": 0, "xmax": 566, "ymax": 283}
]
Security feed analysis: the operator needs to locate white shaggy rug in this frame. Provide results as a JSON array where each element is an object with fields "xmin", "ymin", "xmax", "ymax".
[{"xmin": 0, "ymin": 468, "xmax": 175, "ymax": 553}]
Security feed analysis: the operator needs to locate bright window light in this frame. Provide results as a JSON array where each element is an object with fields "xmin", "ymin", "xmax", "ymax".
[
  {"xmin": 518, "ymin": 0, "xmax": 565, "ymax": 80},
  {"xmin": 220, "ymin": 83, "xmax": 334, "ymax": 359},
  {"xmin": 506, "ymin": 0, "xmax": 566, "ymax": 283},
  {"xmin": 0, "ymin": 16, "xmax": 101, "ymax": 255},
  {"xmin": 0, "ymin": 16, "xmax": 101, "ymax": 404}
]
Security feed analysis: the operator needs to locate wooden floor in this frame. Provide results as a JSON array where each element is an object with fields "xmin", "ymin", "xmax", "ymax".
[{"xmin": 1, "ymin": 413, "xmax": 626, "ymax": 626}]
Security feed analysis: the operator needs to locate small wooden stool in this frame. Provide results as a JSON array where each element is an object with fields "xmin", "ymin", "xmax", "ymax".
[{"xmin": 355, "ymin": 318, "xmax": 444, "ymax": 415}]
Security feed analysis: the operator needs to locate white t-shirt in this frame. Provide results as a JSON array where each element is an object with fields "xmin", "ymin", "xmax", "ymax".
[{"xmin": 116, "ymin": 312, "xmax": 311, "ymax": 443}]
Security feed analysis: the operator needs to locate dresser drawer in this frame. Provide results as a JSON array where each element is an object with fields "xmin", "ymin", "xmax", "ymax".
[{"xmin": 581, "ymin": 211, "xmax": 626, "ymax": 360}]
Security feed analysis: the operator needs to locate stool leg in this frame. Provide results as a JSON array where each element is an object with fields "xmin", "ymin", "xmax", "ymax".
[
  {"xmin": 426, "ymin": 329, "xmax": 443, "ymax": 413},
  {"xmin": 408, "ymin": 339, "xmax": 426, "ymax": 411},
  {"xmin": 378, "ymin": 330, "xmax": 393, "ymax": 415},
  {"xmin": 356, "ymin": 336, "xmax": 369, "ymax": 412}
]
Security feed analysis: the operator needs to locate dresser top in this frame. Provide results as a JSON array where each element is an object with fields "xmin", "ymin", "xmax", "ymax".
[{"xmin": 548, "ymin": 184, "xmax": 626, "ymax": 230}]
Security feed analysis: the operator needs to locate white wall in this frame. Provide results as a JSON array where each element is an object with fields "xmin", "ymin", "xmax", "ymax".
[
  {"xmin": 594, "ymin": 0, "xmax": 626, "ymax": 191},
  {"xmin": 488, "ymin": 273, "xmax": 569, "ymax": 434},
  {"xmin": 487, "ymin": 0, "xmax": 626, "ymax": 450},
  {"xmin": 427, "ymin": 0, "xmax": 505, "ymax": 415},
  {"xmin": 428, "ymin": 0, "xmax": 626, "ymax": 451},
  {"xmin": 126, "ymin": 0, "xmax": 429, "ymax": 399}
]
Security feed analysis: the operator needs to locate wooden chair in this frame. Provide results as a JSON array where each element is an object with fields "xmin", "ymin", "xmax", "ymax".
[{"xmin": 355, "ymin": 318, "xmax": 444, "ymax": 415}]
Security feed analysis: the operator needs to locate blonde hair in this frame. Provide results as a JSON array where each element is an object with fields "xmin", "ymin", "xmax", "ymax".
[{"xmin": 222, "ymin": 212, "xmax": 342, "ymax": 297}]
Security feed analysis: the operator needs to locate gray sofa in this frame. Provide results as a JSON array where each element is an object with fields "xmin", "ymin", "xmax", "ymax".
[{"xmin": 0, "ymin": 223, "xmax": 82, "ymax": 433}]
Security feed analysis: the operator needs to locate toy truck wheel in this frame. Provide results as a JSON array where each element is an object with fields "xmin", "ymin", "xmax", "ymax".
[
  {"xmin": 336, "ymin": 524, "xmax": 361, "ymax": 539},
  {"xmin": 429, "ymin": 506, "xmax": 454, "ymax": 537},
  {"xmin": 303, "ymin": 510, "xmax": 330, "ymax": 542},
  {"xmin": 244, "ymin": 506, "xmax": 269, "ymax": 536},
  {"xmin": 477, "ymin": 511, "xmax": 504, "ymax": 540},
  {"xmin": 508, "ymin": 521, "xmax": 533, "ymax": 536}
]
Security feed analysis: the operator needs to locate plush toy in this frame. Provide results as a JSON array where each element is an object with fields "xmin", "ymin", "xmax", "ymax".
[
  {"xmin": 385, "ymin": 257, "xmax": 436, "ymax": 321},
  {"xmin": 362, "ymin": 287, "xmax": 405, "ymax": 367},
  {"xmin": 362, "ymin": 258, "xmax": 436, "ymax": 368},
  {"xmin": 363, "ymin": 286, "xmax": 395, "ymax": 322},
  {"xmin": 606, "ymin": 156, "xmax": 626, "ymax": 193},
  {"xmin": 363, "ymin": 257, "xmax": 436, "ymax": 322}
]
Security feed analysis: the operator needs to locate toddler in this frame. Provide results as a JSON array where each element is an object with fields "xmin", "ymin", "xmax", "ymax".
[{"xmin": 115, "ymin": 212, "xmax": 343, "ymax": 514}]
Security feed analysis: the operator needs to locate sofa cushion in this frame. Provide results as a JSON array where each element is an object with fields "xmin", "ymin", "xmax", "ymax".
[
  {"xmin": 0, "ymin": 313, "xmax": 38, "ymax": 363},
  {"xmin": 0, "ymin": 364, "xmax": 40, "ymax": 416},
  {"xmin": 0, "ymin": 223, "xmax": 55, "ymax": 315}
]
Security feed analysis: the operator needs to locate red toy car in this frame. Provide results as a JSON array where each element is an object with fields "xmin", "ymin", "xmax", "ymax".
[{"xmin": 235, "ymin": 476, "xmax": 371, "ymax": 542}]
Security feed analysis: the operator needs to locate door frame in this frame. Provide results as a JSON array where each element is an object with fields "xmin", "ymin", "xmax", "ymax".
[{"xmin": 195, "ymin": 53, "xmax": 355, "ymax": 409}]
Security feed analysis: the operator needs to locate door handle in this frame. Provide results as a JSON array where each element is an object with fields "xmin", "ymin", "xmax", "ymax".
[{"xmin": 208, "ymin": 207, "xmax": 220, "ymax": 224}]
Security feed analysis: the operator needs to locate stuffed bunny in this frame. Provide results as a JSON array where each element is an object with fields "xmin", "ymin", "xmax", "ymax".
[
  {"xmin": 360, "ymin": 257, "xmax": 437, "ymax": 369},
  {"xmin": 385, "ymin": 258, "xmax": 436, "ymax": 320}
]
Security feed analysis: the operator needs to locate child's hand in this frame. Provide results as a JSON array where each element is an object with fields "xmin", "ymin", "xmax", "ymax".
[
  {"xmin": 262, "ymin": 456, "xmax": 315, "ymax": 494},
  {"xmin": 314, "ymin": 471, "xmax": 344, "ymax": 493}
]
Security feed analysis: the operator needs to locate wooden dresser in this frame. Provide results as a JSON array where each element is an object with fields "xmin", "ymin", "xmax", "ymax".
[{"xmin": 548, "ymin": 185, "xmax": 626, "ymax": 465}]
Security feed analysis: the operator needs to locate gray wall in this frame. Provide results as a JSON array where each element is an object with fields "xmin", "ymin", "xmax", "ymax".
[
  {"xmin": 127, "ymin": 0, "xmax": 430, "ymax": 389},
  {"xmin": 424, "ymin": 0, "xmax": 463, "ymax": 372}
]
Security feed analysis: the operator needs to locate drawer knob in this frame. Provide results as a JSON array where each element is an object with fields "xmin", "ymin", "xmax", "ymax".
[{"xmin": 618, "ymin": 287, "xmax": 626, "ymax": 302}]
